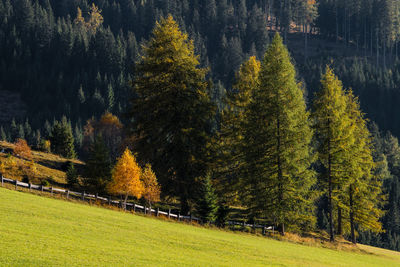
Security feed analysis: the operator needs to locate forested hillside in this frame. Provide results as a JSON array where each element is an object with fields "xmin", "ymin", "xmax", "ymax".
[{"xmin": 2, "ymin": 0, "xmax": 400, "ymax": 254}]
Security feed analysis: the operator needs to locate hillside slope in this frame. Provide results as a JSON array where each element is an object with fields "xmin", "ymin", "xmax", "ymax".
[{"xmin": 0, "ymin": 188, "xmax": 399, "ymax": 266}]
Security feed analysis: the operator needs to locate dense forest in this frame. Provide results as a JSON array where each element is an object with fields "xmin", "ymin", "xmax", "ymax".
[{"xmin": 2, "ymin": 0, "xmax": 400, "ymax": 251}]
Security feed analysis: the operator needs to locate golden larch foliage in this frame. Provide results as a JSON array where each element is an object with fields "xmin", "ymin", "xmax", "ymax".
[
  {"xmin": 141, "ymin": 164, "xmax": 161, "ymax": 205},
  {"xmin": 108, "ymin": 148, "xmax": 144, "ymax": 201}
]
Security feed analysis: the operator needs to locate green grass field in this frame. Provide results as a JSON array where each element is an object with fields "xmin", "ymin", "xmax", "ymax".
[{"xmin": 1, "ymin": 188, "xmax": 400, "ymax": 266}]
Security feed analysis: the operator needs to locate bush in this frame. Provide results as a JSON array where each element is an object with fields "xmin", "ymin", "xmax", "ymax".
[
  {"xmin": 13, "ymin": 139, "xmax": 32, "ymax": 160},
  {"xmin": 41, "ymin": 179, "xmax": 50, "ymax": 187}
]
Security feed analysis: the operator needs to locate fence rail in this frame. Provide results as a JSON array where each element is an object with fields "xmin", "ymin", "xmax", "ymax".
[{"xmin": 0, "ymin": 174, "xmax": 273, "ymax": 233}]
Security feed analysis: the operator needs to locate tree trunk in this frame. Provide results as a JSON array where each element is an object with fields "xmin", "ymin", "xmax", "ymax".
[
  {"xmin": 277, "ymin": 115, "xmax": 284, "ymax": 236},
  {"xmin": 337, "ymin": 207, "xmax": 342, "ymax": 236},
  {"xmin": 350, "ymin": 185, "xmax": 356, "ymax": 244},
  {"xmin": 336, "ymin": 4, "xmax": 339, "ymax": 43},
  {"xmin": 304, "ymin": 24, "xmax": 308, "ymax": 63},
  {"xmin": 328, "ymin": 119, "xmax": 334, "ymax": 242},
  {"xmin": 376, "ymin": 29, "xmax": 379, "ymax": 67}
]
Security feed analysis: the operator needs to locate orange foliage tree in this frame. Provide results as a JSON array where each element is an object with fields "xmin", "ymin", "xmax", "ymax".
[
  {"xmin": 83, "ymin": 112, "xmax": 123, "ymax": 161},
  {"xmin": 13, "ymin": 139, "xmax": 32, "ymax": 160},
  {"xmin": 108, "ymin": 148, "xmax": 144, "ymax": 208},
  {"xmin": 141, "ymin": 164, "xmax": 161, "ymax": 210}
]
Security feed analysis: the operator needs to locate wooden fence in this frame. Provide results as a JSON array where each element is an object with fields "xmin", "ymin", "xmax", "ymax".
[{"xmin": 0, "ymin": 174, "xmax": 273, "ymax": 234}]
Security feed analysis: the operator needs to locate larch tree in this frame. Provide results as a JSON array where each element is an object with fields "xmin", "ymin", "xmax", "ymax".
[
  {"xmin": 128, "ymin": 15, "xmax": 215, "ymax": 214},
  {"xmin": 141, "ymin": 164, "xmax": 161, "ymax": 212},
  {"xmin": 108, "ymin": 148, "xmax": 144, "ymax": 209},
  {"xmin": 345, "ymin": 90, "xmax": 383, "ymax": 244},
  {"xmin": 313, "ymin": 66, "xmax": 355, "ymax": 242},
  {"xmin": 217, "ymin": 56, "xmax": 260, "ymax": 202},
  {"xmin": 244, "ymin": 33, "xmax": 315, "ymax": 235}
]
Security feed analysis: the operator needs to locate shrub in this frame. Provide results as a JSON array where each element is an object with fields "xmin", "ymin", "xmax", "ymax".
[{"xmin": 13, "ymin": 139, "xmax": 32, "ymax": 160}]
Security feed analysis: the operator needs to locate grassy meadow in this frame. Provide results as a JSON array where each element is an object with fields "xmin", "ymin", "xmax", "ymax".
[{"xmin": 0, "ymin": 188, "xmax": 400, "ymax": 266}]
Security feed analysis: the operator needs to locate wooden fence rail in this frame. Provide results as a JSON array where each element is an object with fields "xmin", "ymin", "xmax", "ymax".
[{"xmin": 0, "ymin": 174, "xmax": 273, "ymax": 233}]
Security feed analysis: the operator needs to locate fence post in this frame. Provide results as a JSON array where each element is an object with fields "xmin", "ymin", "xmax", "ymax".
[
  {"xmin": 262, "ymin": 226, "xmax": 266, "ymax": 236},
  {"xmin": 1, "ymin": 174, "xmax": 3, "ymax": 187},
  {"xmin": 41, "ymin": 185, "xmax": 43, "ymax": 192},
  {"xmin": 95, "ymin": 193, "xmax": 98, "ymax": 201},
  {"xmin": 50, "ymin": 186, "xmax": 53, "ymax": 195},
  {"xmin": 190, "ymin": 214, "xmax": 192, "ymax": 223},
  {"xmin": 66, "ymin": 190, "xmax": 69, "ymax": 199},
  {"xmin": 15, "ymin": 179, "xmax": 18, "ymax": 190},
  {"xmin": 108, "ymin": 196, "xmax": 111, "ymax": 206},
  {"xmin": 144, "ymin": 205, "xmax": 146, "ymax": 214},
  {"xmin": 168, "ymin": 208, "xmax": 171, "ymax": 219},
  {"xmin": 178, "ymin": 212, "xmax": 180, "ymax": 221},
  {"xmin": 82, "ymin": 191, "xmax": 85, "ymax": 201},
  {"xmin": 29, "ymin": 183, "xmax": 32, "ymax": 192},
  {"xmin": 156, "ymin": 208, "xmax": 159, "ymax": 217}
]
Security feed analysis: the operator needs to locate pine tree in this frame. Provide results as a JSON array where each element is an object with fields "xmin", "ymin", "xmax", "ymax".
[
  {"xmin": 128, "ymin": 15, "xmax": 215, "ymax": 214},
  {"xmin": 313, "ymin": 66, "xmax": 355, "ymax": 242},
  {"xmin": 244, "ymin": 33, "xmax": 315, "ymax": 235},
  {"xmin": 196, "ymin": 174, "xmax": 218, "ymax": 224}
]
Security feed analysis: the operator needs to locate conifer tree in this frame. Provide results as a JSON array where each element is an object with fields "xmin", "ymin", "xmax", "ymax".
[
  {"xmin": 49, "ymin": 118, "xmax": 76, "ymax": 159},
  {"xmin": 196, "ymin": 174, "xmax": 218, "ymax": 224},
  {"xmin": 313, "ymin": 66, "xmax": 354, "ymax": 242},
  {"xmin": 345, "ymin": 90, "xmax": 383, "ymax": 244},
  {"xmin": 244, "ymin": 33, "xmax": 315, "ymax": 235},
  {"xmin": 66, "ymin": 162, "xmax": 79, "ymax": 188},
  {"xmin": 83, "ymin": 136, "xmax": 111, "ymax": 194},
  {"xmin": 218, "ymin": 56, "xmax": 260, "ymax": 201},
  {"xmin": 141, "ymin": 164, "xmax": 161, "ymax": 211},
  {"xmin": 129, "ymin": 15, "xmax": 215, "ymax": 214},
  {"xmin": 0, "ymin": 126, "xmax": 7, "ymax": 141},
  {"xmin": 109, "ymin": 148, "xmax": 144, "ymax": 209}
]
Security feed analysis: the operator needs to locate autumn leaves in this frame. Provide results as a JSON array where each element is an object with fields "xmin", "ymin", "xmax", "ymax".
[{"xmin": 108, "ymin": 148, "xmax": 160, "ymax": 209}]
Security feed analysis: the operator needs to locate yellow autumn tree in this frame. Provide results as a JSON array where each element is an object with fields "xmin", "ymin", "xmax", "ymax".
[
  {"xmin": 74, "ymin": 4, "xmax": 103, "ymax": 34},
  {"xmin": 141, "ymin": 164, "xmax": 161, "ymax": 211},
  {"xmin": 108, "ymin": 148, "xmax": 144, "ymax": 208}
]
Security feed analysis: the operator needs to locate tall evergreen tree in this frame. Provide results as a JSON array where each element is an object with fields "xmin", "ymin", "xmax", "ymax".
[
  {"xmin": 83, "ymin": 135, "xmax": 111, "ymax": 194},
  {"xmin": 128, "ymin": 16, "xmax": 215, "ymax": 214},
  {"xmin": 244, "ymin": 33, "xmax": 315, "ymax": 235},
  {"xmin": 49, "ymin": 117, "xmax": 76, "ymax": 159},
  {"xmin": 196, "ymin": 174, "xmax": 218, "ymax": 224}
]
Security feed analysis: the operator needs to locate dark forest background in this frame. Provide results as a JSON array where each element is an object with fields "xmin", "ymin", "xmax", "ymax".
[{"xmin": 2, "ymin": 0, "xmax": 400, "ymax": 251}]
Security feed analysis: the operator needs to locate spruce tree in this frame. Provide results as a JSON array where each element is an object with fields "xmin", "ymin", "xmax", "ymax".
[
  {"xmin": 83, "ymin": 136, "xmax": 111, "ymax": 194},
  {"xmin": 66, "ymin": 162, "xmax": 79, "ymax": 188},
  {"xmin": 196, "ymin": 174, "xmax": 218, "ymax": 224},
  {"xmin": 49, "ymin": 118, "xmax": 76, "ymax": 159},
  {"xmin": 313, "ymin": 66, "xmax": 354, "ymax": 242},
  {"xmin": 129, "ymin": 15, "xmax": 215, "ymax": 214},
  {"xmin": 244, "ymin": 33, "xmax": 315, "ymax": 235}
]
